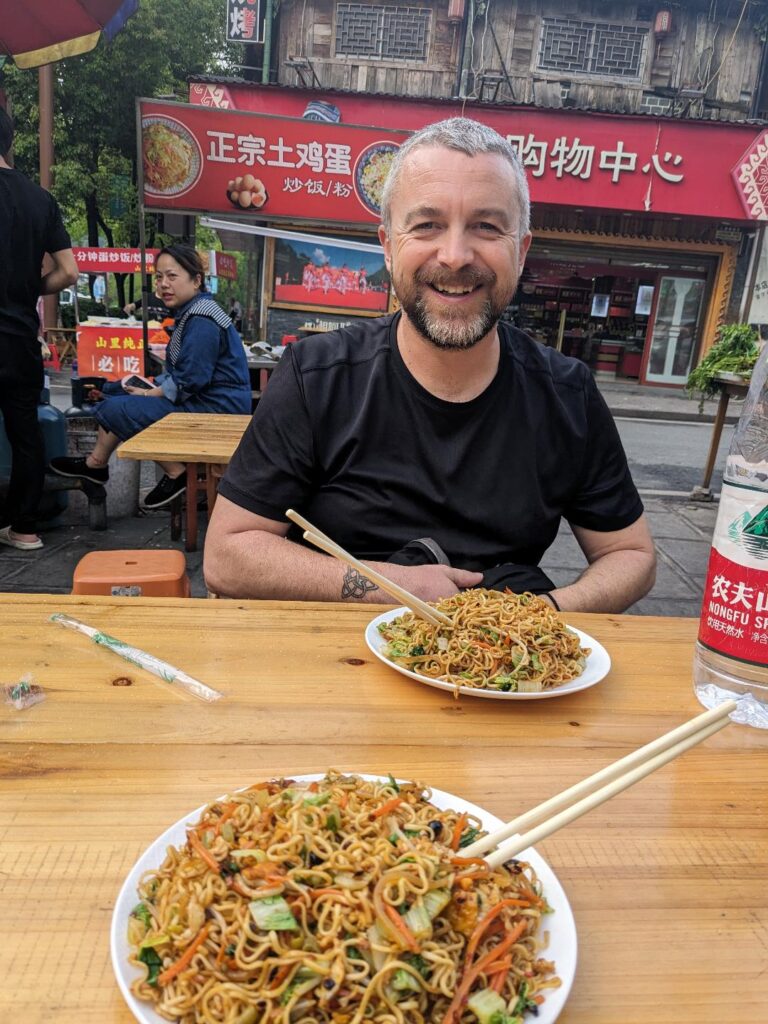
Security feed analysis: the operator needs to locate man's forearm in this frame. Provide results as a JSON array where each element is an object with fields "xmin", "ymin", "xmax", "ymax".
[
  {"xmin": 551, "ymin": 548, "xmax": 656, "ymax": 613},
  {"xmin": 204, "ymin": 530, "xmax": 389, "ymax": 602},
  {"xmin": 40, "ymin": 266, "xmax": 77, "ymax": 295}
]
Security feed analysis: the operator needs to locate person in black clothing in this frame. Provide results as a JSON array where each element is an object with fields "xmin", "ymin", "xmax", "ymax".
[
  {"xmin": 204, "ymin": 118, "xmax": 656, "ymax": 611},
  {"xmin": 0, "ymin": 107, "xmax": 78, "ymax": 551}
]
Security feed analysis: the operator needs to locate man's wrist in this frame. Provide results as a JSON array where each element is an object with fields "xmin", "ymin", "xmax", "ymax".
[{"xmin": 542, "ymin": 591, "xmax": 561, "ymax": 612}]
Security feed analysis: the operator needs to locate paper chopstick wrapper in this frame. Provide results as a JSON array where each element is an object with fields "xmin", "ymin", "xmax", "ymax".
[{"xmin": 50, "ymin": 613, "xmax": 223, "ymax": 703}]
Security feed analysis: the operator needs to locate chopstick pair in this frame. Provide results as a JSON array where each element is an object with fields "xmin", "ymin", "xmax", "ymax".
[
  {"xmin": 285, "ymin": 508, "xmax": 452, "ymax": 627},
  {"xmin": 460, "ymin": 700, "xmax": 737, "ymax": 869}
]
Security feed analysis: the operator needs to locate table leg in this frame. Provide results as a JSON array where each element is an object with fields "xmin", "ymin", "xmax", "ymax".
[
  {"xmin": 692, "ymin": 388, "xmax": 730, "ymax": 500},
  {"xmin": 205, "ymin": 464, "xmax": 218, "ymax": 516},
  {"xmin": 185, "ymin": 462, "xmax": 199, "ymax": 552}
]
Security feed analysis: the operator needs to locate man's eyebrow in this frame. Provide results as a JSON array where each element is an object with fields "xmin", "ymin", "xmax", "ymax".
[
  {"xmin": 471, "ymin": 207, "xmax": 513, "ymax": 225},
  {"xmin": 403, "ymin": 206, "xmax": 443, "ymax": 226}
]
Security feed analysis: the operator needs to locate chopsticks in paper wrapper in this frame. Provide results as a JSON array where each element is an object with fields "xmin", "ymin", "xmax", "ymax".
[{"xmin": 50, "ymin": 613, "xmax": 223, "ymax": 703}]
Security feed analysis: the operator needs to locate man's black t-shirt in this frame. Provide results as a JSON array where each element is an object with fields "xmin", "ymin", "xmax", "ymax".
[
  {"xmin": 219, "ymin": 315, "xmax": 643, "ymax": 571},
  {"xmin": 0, "ymin": 167, "xmax": 71, "ymax": 339}
]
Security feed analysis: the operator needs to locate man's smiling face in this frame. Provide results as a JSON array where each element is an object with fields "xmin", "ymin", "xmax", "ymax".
[{"xmin": 379, "ymin": 146, "xmax": 532, "ymax": 350}]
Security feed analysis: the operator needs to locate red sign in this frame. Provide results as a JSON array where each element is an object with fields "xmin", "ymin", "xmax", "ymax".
[
  {"xmin": 699, "ymin": 547, "xmax": 768, "ymax": 666},
  {"xmin": 73, "ymin": 247, "xmax": 159, "ymax": 273},
  {"xmin": 188, "ymin": 82, "xmax": 766, "ymax": 222},
  {"xmin": 211, "ymin": 251, "xmax": 238, "ymax": 280},
  {"xmin": 140, "ymin": 99, "xmax": 406, "ymax": 226},
  {"xmin": 77, "ymin": 325, "xmax": 146, "ymax": 381}
]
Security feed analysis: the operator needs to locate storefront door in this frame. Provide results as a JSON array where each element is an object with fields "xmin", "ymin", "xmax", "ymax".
[{"xmin": 641, "ymin": 274, "xmax": 707, "ymax": 386}]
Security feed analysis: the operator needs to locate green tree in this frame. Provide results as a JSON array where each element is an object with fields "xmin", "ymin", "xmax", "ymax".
[{"xmin": 3, "ymin": 0, "xmax": 241, "ymax": 307}]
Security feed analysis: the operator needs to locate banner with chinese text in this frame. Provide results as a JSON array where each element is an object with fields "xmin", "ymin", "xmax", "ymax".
[
  {"xmin": 139, "ymin": 99, "xmax": 406, "ymax": 226},
  {"xmin": 77, "ymin": 325, "xmax": 146, "ymax": 381},
  {"xmin": 74, "ymin": 248, "xmax": 159, "ymax": 274},
  {"xmin": 188, "ymin": 82, "xmax": 767, "ymax": 221}
]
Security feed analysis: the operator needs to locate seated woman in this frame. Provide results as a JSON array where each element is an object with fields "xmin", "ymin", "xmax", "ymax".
[{"xmin": 50, "ymin": 244, "xmax": 251, "ymax": 509}]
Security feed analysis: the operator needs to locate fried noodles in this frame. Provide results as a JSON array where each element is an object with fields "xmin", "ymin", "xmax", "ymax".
[
  {"xmin": 128, "ymin": 772, "xmax": 559, "ymax": 1023},
  {"xmin": 378, "ymin": 590, "xmax": 589, "ymax": 693}
]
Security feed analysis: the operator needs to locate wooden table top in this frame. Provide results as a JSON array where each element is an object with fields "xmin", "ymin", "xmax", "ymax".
[
  {"xmin": 116, "ymin": 412, "xmax": 251, "ymax": 465},
  {"xmin": 1, "ymin": 595, "xmax": 766, "ymax": 1023}
]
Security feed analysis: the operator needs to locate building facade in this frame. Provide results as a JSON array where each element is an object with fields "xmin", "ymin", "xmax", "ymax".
[{"xmin": 190, "ymin": 0, "xmax": 768, "ymax": 383}]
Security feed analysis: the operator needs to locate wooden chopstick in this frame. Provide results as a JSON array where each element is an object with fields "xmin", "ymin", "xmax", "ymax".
[
  {"xmin": 285, "ymin": 508, "xmax": 452, "ymax": 626},
  {"xmin": 462, "ymin": 699, "xmax": 737, "ymax": 859},
  {"xmin": 481, "ymin": 703, "xmax": 735, "ymax": 869}
]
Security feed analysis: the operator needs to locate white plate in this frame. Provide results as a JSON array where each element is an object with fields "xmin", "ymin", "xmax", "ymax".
[
  {"xmin": 111, "ymin": 775, "xmax": 577, "ymax": 1024},
  {"xmin": 366, "ymin": 608, "xmax": 611, "ymax": 700}
]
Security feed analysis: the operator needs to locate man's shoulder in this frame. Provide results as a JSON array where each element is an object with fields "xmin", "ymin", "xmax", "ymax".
[
  {"xmin": 501, "ymin": 322, "xmax": 592, "ymax": 394},
  {"xmin": 290, "ymin": 315, "xmax": 394, "ymax": 375},
  {"xmin": 0, "ymin": 167, "xmax": 53, "ymax": 202}
]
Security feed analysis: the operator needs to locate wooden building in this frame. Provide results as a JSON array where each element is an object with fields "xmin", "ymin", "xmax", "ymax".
[{"xmin": 190, "ymin": 0, "xmax": 768, "ymax": 384}]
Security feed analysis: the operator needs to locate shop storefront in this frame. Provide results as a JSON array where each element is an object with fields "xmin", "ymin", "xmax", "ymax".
[{"xmin": 150, "ymin": 80, "xmax": 768, "ymax": 386}]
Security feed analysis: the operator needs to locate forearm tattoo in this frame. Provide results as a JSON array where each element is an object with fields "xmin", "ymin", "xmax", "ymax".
[{"xmin": 341, "ymin": 566, "xmax": 379, "ymax": 600}]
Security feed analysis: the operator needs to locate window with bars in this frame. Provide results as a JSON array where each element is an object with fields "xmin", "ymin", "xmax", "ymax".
[
  {"xmin": 335, "ymin": 3, "xmax": 431, "ymax": 62},
  {"xmin": 538, "ymin": 18, "xmax": 648, "ymax": 79}
]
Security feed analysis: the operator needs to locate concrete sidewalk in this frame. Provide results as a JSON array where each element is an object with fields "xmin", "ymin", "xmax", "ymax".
[{"xmin": 0, "ymin": 372, "xmax": 722, "ymax": 614}]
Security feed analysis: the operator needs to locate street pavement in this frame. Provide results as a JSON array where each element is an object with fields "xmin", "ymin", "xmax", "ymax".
[{"xmin": 0, "ymin": 371, "xmax": 731, "ymax": 616}]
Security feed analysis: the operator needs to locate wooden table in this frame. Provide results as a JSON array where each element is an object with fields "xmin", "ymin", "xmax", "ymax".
[
  {"xmin": 1, "ymin": 596, "xmax": 766, "ymax": 1023},
  {"xmin": 117, "ymin": 413, "xmax": 250, "ymax": 551}
]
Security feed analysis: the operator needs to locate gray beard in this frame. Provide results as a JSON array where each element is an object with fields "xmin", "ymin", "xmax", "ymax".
[{"xmin": 407, "ymin": 292, "xmax": 500, "ymax": 350}]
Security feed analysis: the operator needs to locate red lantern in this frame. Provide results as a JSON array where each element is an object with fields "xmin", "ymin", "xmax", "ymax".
[
  {"xmin": 448, "ymin": 0, "xmax": 466, "ymax": 22},
  {"xmin": 654, "ymin": 10, "xmax": 673, "ymax": 34}
]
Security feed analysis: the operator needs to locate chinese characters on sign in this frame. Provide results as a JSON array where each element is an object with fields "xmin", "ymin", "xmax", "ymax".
[
  {"xmin": 140, "ymin": 99, "xmax": 408, "ymax": 224},
  {"xmin": 507, "ymin": 133, "xmax": 685, "ymax": 185},
  {"xmin": 226, "ymin": 0, "xmax": 264, "ymax": 43},
  {"xmin": 77, "ymin": 325, "xmax": 146, "ymax": 381},
  {"xmin": 73, "ymin": 248, "xmax": 159, "ymax": 274}
]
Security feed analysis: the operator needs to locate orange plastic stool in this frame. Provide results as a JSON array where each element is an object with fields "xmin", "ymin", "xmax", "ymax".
[{"xmin": 72, "ymin": 549, "xmax": 191, "ymax": 598}]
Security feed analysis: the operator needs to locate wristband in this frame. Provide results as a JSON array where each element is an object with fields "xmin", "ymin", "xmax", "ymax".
[{"xmin": 544, "ymin": 592, "xmax": 560, "ymax": 612}]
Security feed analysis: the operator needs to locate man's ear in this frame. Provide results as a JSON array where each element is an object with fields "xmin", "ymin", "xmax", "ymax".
[{"xmin": 378, "ymin": 224, "xmax": 392, "ymax": 272}]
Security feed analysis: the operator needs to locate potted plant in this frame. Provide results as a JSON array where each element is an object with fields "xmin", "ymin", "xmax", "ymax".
[{"xmin": 686, "ymin": 323, "xmax": 760, "ymax": 410}]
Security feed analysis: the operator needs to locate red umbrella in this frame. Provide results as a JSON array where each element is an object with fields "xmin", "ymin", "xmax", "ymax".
[{"xmin": 0, "ymin": 1, "xmax": 138, "ymax": 68}]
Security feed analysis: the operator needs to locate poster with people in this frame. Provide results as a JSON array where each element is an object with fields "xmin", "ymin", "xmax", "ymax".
[{"xmin": 272, "ymin": 237, "xmax": 390, "ymax": 313}]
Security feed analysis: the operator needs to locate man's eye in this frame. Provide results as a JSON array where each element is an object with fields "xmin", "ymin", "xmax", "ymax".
[
  {"xmin": 412, "ymin": 222, "xmax": 437, "ymax": 232},
  {"xmin": 476, "ymin": 222, "xmax": 501, "ymax": 233}
]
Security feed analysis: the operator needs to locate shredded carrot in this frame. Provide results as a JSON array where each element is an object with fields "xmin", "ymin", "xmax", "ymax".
[
  {"xmin": 339, "ymin": 791, "xmax": 349, "ymax": 809},
  {"xmin": 215, "ymin": 938, "xmax": 228, "ymax": 968},
  {"xmin": 213, "ymin": 801, "xmax": 238, "ymax": 835},
  {"xmin": 269, "ymin": 963, "xmax": 294, "ymax": 989},
  {"xmin": 371, "ymin": 796, "xmax": 402, "ymax": 819},
  {"xmin": 449, "ymin": 813, "xmax": 469, "ymax": 851},
  {"xmin": 311, "ymin": 888, "xmax": 348, "ymax": 900},
  {"xmin": 187, "ymin": 829, "xmax": 221, "ymax": 874},
  {"xmin": 463, "ymin": 898, "xmax": 530, "ymax": 967},
  {"xmin": 308, "ymin": 781, "xmax": 319, "ymax": 793},
  {"xmin": 534, "ymin": 994, "xmax": 545, "ymax": 1005},
  {"xmin": 442, "ymin": 922, "xmax": 527, "ymax": 1024},
  {"xmin": 158, "ymin": 924, "xmax": 210, "ymax": 986},
  {"xmin": 384, "ymin": 903, "xmax": 420, "ymax": 952},
  {"xmin": 488, "ymin": 955, "xmax": 512, "ymax": 994},
  {"xmin": 450, "ymin": 856, "xmax": 487, "ymax": 868}
]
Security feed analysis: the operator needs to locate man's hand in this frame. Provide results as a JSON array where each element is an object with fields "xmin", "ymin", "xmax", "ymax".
[{"xmin": 373, "ymin": 562, "xmax": 483, "ymax": 602}]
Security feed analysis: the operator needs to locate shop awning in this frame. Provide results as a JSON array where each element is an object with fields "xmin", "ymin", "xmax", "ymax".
[{"xmin": 0, "ymin": 1, "xmax": 138, "ymax": 68}]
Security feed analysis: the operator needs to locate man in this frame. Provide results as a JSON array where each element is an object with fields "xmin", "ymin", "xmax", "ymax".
[
  {"xmin": 204, "ymin": 118, "xmax": 656, "ymax": 610},
  {"xmin": 0, "ymin": 107, "xmax": 78, "ymax": 551}
]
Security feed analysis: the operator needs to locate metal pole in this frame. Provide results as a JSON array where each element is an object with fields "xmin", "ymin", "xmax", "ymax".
[
  {"xmin": 39, "ymin": 64, "xmax": 58, "ymax": 331},
  {"xmin": 262, "ymin": 0, "xmax": 274, "ymax": 84},
  {"xmin": 136, "ymin": 99, "xmax": 149, "ymax": 367}
]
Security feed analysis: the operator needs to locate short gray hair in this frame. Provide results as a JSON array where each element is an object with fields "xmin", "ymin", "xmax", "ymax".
[{"xmin": 379, "ymin": 117, "xmax": 530, "ymax": 238}]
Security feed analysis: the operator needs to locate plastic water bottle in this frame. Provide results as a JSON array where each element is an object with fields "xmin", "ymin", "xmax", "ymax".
[{"xmin": 693, "ymin": 341, "xmax": 768, "ymax": 728}]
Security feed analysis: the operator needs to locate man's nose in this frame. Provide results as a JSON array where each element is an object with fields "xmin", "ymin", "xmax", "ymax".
[{"xmin": 436, "ymin": 228, "xmax": 474, "ymax": 269}]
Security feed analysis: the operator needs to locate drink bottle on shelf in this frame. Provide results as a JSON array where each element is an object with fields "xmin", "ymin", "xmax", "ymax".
[{"xmin": 693, "ymin": 341, "xmax": 768, "ymax": 728}]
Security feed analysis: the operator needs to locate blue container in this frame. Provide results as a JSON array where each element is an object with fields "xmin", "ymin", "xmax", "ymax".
[{"xmin": 0, "ymin": 386, "xmax": 69, "ymax": 527}]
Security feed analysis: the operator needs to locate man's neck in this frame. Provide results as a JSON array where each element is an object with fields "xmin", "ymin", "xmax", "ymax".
[
  {"xmin": 0, "ymin": 156, "xmax": 10, "ymax": 169},
  {"xmin": 396, "ymin": 313, "xmax": 501, "ymax": 403}
]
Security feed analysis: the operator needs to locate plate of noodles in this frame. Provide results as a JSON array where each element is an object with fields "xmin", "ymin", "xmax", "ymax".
[
  {"xmin": 112, "ymin": 771, "xmax": 576, "ymax": 1024},
  {"xmin": 142, "ymin": 115, "xmax": 203, "ymax": 198},
  {"xmin": 366, "ymin": 590, "xmax": 610, "ymax": 699},
  {"xmin": 354, "ymin": 141, "xmax": 400, "ymax": 215}
]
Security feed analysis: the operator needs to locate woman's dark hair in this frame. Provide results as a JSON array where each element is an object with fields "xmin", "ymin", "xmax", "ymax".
[
  {"xmin": 0, "ymin": 107, "xmax": 14, "ymax": 158},
  {"xmin": 157, "ymin": 243, "xmax": 206, "ymax": 291}
]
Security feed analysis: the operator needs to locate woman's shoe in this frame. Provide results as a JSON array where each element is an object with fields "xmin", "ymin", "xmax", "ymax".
[
  {"xmin": 0, "ymin": 526, "xmax": 43, "ymax": 550},
  {"xmin": 142, "ymin": 473, "xmax": 187, "ymax": 509},
  {"xmin": 49, "ymin": 456, "xmax": 109, "ymax": 485}
]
